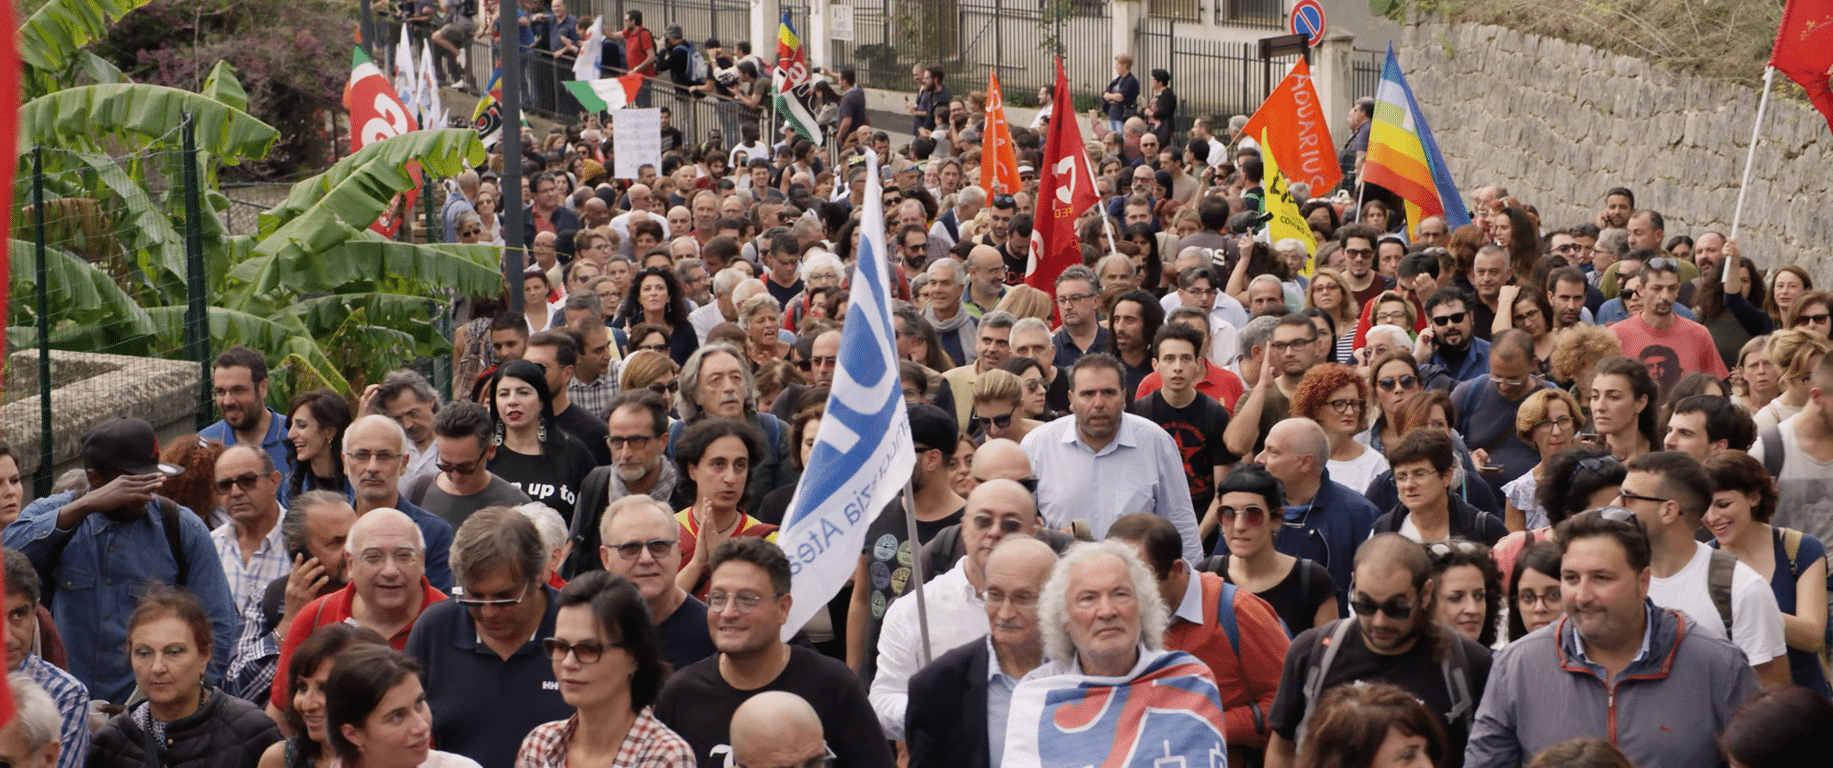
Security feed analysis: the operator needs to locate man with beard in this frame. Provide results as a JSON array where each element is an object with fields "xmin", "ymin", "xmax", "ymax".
[
  {"xmin": 201, "ymin": 345, "xmax": 293, "ymax": 477},
  {"xmin": 1051, "ymin": 266, "xmax": 1109, "ymax": 370},
  {"xmin": 1336, "ymin": 224, "xmax": 1393, "ymax": 310},
  {"xmin": 1546, "ymin": 267, "xmax": 1592, "ymax": 330},
  {"xmin": 1610, "ymin": 257, "xmax": 1726, "ymax": 399},
  {"xmin": 224, "ymin": 490, "xmax": 357, "ymax": 703},
  {"xmin": 1108, "ymin": 291, "xmax": 1164, "ymax": 396},
  {"xmin": 1417, "ymin": 289, "xmax": 1491, "ymax": 385},
  {"xmin": 1265, "ymin": 534, "xmax": 1492, "ymax": 768},
  {"xmin": 565, "ymin": 392, "xmax": 680, "ymax": 577},
  {"xmin": 1226, "ymin": 315, "xmax": 1320, "ymax": 458},
  {"xmin": 1596, "ymin": 187, "xmax": 1634, "ymax": 230},
  {"xmin": 411, "ymin": 402, "xmax": 530, "ymax": 529},
  {"xmin": 524, "ymin": 331, "xmax": 612, "ymax": 466},
  {"xmin": 599, "ymin": 496, "xmax": 716, "ymax": 669},
  {"xmin": 1022, "ymin": 354, "xmax": 1203, "ymax": 564}
]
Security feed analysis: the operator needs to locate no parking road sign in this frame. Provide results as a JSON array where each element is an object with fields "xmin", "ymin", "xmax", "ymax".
[{"xmin": 1289, "ymin": 0, "xmax": 1327, "ymax": 47}]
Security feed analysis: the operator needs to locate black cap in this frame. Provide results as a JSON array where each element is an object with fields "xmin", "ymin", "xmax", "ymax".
[
  {"xmin": 80, "ymin": 417, "xmax": 184, "ymax": 477},
  {"xmin": 907, "ymin": 403, "xmax": 959, "ymax": 456}
]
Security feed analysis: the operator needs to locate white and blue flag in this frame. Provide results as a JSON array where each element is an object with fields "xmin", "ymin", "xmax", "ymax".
[{"xmin": 780, "ymin": 150, "xmax": 913, "ymax": 639}]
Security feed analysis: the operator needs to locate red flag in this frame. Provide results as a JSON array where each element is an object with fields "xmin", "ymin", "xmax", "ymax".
[
  {"xmin": 979, "ymin": 72, "xmax": 1020, "ymax": 195},
  {"xmin": 0, "ymin": 0, "xmax": 17, "ymax": 400},
  {"xmin": 1772, "ymin": 0, "xmax": 1833, "ymax": 132},
  {"xmin": 1026, "ymin": 57, "xmax": 1098, "ymax": 298},
  {"xmin": 346, "ymin": 47, "xmax": 421, "ymax": 238},
  {"xmin": 1238, "ymin": 59, "xmax": 1341, "ymax": 193}
]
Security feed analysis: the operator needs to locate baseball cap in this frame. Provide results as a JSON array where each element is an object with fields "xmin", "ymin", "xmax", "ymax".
[
  {"xmin": 80, "ymin": 417, "xmax": 184, "ymax": 477},
  {"xmin": 907, "ymin": 403, "xmax": 959, "ymax": 456}
]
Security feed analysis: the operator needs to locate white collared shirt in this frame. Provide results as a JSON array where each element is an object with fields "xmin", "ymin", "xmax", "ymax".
[{"xmin": 868, "ymin": 560, "xmax": 989, "ymax": 741}]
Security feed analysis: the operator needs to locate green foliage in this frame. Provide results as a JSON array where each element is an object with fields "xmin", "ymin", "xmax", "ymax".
[{"xmin": 16, "ymin": 0, "xmax": 157, "ymax": 94}]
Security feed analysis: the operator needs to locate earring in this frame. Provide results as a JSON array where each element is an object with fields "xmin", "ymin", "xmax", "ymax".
[
  {"xmin": 493, "ymin": 421, "xmax": 505, "ymax": 447},
  {"xmin": 538, "ymin": 421, "xmax": 548, "ymax": 442}
]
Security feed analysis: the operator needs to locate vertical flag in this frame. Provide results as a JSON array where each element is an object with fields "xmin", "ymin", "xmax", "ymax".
[
  {"xmin": 1025, "ymin": 56, "xmax": 1098, "ymax": 298},
  {"xmin": 471, "ymin": 68, "xmax": 503, "ymax": 147},
  {"xmin": 573, "ymin": 15, "xmax": 605, "ymax": 82},
  {"xmin": 394, "ymin": 22, "xmax": 420, "ymax": 121},
  {"xmin": 1362, "ymin": 43, "xmax": 1470, "ymax": 229},
  {"xmin": 1771, "ymin": 0, "xmax": 1833, "ymax": 132},
  {"xmin": 979, "ymin": 71, "xmax": 1020, "ymax": 194},
  {"xmin": 418, "ymin": 41, "xmax": 445, "ymax": 129},
  {"xmin": 1239, "ymin": 58, "xmax": 1341, "ymax": 193},
  {"xmin": 346, "ymin": 47, "xmax": 421, "ymax": 237},
  {"xmin": 1260, "ymin": 129, "xmax": 1319, "ymax": 272},
  {"xmin": 779, "ymin": 149, "xmax": 914, "ymax": 639},
  {"xmin": 773, "ymin": 12, "xmax": 823, "ymax": 146},
  {"xmin": 0, "ymin": 0, "xmax": 15, "ymax": 394}
]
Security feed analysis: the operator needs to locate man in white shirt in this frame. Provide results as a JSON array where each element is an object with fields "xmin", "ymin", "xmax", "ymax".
[
  {"xmin": 869, "ymin": 480, "xmax": 1039, "ymax": 741},
  {"xmin": 609, "ymin": 184, "xmax": 672, "ymax": 257},
  {"xmin": 1616, "ymin": 452, "xmax": 1789, "ymax": 687}
]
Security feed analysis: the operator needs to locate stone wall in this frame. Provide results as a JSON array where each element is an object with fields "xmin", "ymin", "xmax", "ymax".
[
  {"xmin": 1395, "ymin": 22, "xmax": 1833, "ymax": 284},
  {"xmin": 4, "ymin": 351, "xmax": 201, "ymax": 480}
]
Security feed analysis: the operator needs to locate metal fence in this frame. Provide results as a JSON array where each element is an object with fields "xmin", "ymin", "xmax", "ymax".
[
  {"xmin": 1137, "ymin": 19, "xmax": 1298, "ymax": 136},
  {"xmin": 1352, "ymin": 48, "xmax": 1383, "ymax": 102}
]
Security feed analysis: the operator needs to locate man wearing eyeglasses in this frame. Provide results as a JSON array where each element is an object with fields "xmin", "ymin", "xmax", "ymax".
[
  {"xmin": 406, "ymin": 507, "xmax": 570, "ymax": 768},
  {"xmin": 342, "ymin": 415, "xmax": 456, "ymax": 592},
  {"xmin": 209, "ymin": 445, "xmax": 290, "ymax": 618},
  {"xmin": 1226, "ymin": 315, "xmax": 1320, "ymax": 458},
  {"xmin": 656, "ymin": 538, "xmax": 894, "ymax": 768},
  {"xmin": 598, "ymin": 496, "xmax": 716, "ymax": 670},
  {"xmin": 1266, "ymin": 533, "xmax": 1492, "ymax": 768},
  {"xmin": 870, "ymin": 479, "xmax": 1038, "ymax": 744},
  {"xmin": 412, "ymin": 402, "xmax": 530, "ymax": 530},
  {"xmin": 567, "ymin": 392, "xmax": 680, "ymax": 578},
  {"xmin": 1050, "ymin": 266, "xmax": 1109, "ymax": 370}
]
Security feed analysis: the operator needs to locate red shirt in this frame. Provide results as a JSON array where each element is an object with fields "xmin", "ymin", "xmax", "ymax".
[
  {"xmin": 622, "ymin": 27, "xmax": 656, "ymax": 75},
  {"xmin": 1133, "ymin": 361, "xmax": 1247, "ymax": 413},
  {"xmin": 1608, "ymin": 314, "xmax": 1729, "ymax": 391},
  {"xmin": 270, "ymin": 579, "xmax": 448, "ymax": 710},
  {"xmin": 1164, "ymin": 573, "xmax": 1291, "ymax": 756}
]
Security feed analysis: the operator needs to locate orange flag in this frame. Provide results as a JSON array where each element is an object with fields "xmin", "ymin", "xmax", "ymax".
[
  {"xmin": 979, "ymin": 72, "xmax": 1021, "ymax": 194},
  {"xmin": 1239, "ymin": 59, "xmax": 1341, "ymax": 194}
]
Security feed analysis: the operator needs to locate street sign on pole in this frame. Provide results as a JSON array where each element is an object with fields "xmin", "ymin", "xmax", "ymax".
[{"xmin": 1289, "ymin": 0, "xmax": 1328, "ymax": 47}]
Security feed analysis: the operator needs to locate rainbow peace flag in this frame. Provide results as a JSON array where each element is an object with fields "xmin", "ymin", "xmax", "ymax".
[{"xmin": 1362, "ymin": 43, "xmax": 1471, "ymax": 230}]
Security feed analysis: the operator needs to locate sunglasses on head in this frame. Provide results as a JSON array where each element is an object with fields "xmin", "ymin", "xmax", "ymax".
[{"xmin": 1426, "ymin": 539, "xmax": 1486, "ymax": 562}]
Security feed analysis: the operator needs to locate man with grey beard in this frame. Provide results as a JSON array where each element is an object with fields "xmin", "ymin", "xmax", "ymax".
[{"xmin": 563, "ymin": 391, "xmax": 680, "ymax": 576}]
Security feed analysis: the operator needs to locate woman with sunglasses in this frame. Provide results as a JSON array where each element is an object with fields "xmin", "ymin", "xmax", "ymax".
[
  {"xmin": 285, "ymin": 390, "xmax": 355, "ymax": 505},
  {"xmin": 625, "ymin": 323, "xmax": 672, "ymax": 359},
  {"xmin": 969, "ymin": 370, "xmax": 1044, "ymax": 445},
  {"xmin": 999, "ymin": 356, "xmax": 1061, "ymax": 420},
  {"xmin": 488, "ymin": 361, "xmax": 596, "ymax": 525},
  {"xmin": 1291, "ymin": 364, "xmax": 1388, "ymax": 497},
  {"xmin": 1209, "ymin": 464, "xmax": 1335, "ymax": 635},
  {"xmin": 616, "ymin": 351, "xmax": 681, "ymax": 415},
  {"xmin": 1587, "ymin": 357, "xmax": 1658, "ymax": 463},
  {"xmin": 1505, "ymin": 542, "xmax": 1563, "ymax": 643},
  {"xmin": 258, "ymin": 624, "xmax": 389, "ymax": 768},
  {"xmin": 1501, "ymin": 389, "xmax": 1584, "ymax": 532},
  {"xmin": 1492, "ymin": 446, "xmax": 1625, "ymax": 590},
  {"xmin": 1426, "ymin": 539, "xmax": 1501, "ymax": 647},
  {"xmin": 516, "ymin": 572, "xmax": 692, "ymax": 767},
  {"xmin": 1783, "ymin": 289, "xmax": 1833, "ymax": 339},
  {"xmin": 670, "ymin": 418, "xmax": 777, "ymax": 599},
  {"xmin": 1753, "ymin": 330, "xmax": 1830, "ymax": 432},
  {"xmin": 1702, "ymin": 451, "xmax": 1831, "ymax": 696},
  {"xmin": 1361, "ymin": 351, "xmax": 1423, "ymax": 454},
  {"xmin": 1306, "ymin": 267, "xmax": 1359, "ymax": 365}
]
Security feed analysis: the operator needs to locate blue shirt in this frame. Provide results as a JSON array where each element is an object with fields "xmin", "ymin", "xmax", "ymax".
[
  {"xmin": 405, "ymin": 586, "xmax": 572, "ymax": 768},
  {"xmin": 1021, "ymin": 412, "xmax": 1204, "ymax": 563},
  {"xmin": 1428, "ymin": 336, "xmax": 1491, "ymax": 384},
  {"xmin": 198, "ymin": 408, "xmax": 294, "ymax": 479},
  {"xmin": 5, "ymin": 493, "xmax": 238, "ymax": 703},
  {"xmin": 985, "ymin": 635, "xmax": 1020, "ymax": 768},
  {"xmin": 394, "ymin": 497, "xmax": 456, "ymax": 593},
  {"xmin": 18, "ymin": 654, "xmax": 89, "ymax": 768}
]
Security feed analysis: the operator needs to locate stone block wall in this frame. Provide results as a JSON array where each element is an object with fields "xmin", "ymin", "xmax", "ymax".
[{"xmin": 1395, "ymin": 22, "xmax": 1833, "ymax": 284}]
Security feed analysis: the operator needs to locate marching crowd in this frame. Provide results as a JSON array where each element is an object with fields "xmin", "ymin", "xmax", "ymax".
[{"xmin": 4, "ymin": 45, "xmax": 1833, "ymax": 768}]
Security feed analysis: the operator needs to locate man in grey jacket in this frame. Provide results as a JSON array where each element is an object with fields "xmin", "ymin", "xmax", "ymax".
[{"xmin": 1464, "ymin": 509, "xmax": 1760, "ymax": 768}]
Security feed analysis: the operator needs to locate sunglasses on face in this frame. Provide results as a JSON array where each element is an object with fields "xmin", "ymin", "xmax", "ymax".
[
  {"xmin": 1430, "ymin": 312, "xmax": 1468, "ymax": 326},
  {"xmin": 1349, "ymin": 594, "xmax": 1415, "ymax": 620},
  {"xmin": 460, "ymin": 228, "xmax": 483, "ymax": 237},
  {"xmin": 1378, "ymin": 375, "xmax": 1418, "ymax": 391},
  {"xmin": 1218, "ymin": 504, "xmax": 1270, "ymax": 527},
  {"xmin": 609, "ymin": 538, "xmax": 676, "ymax": 560},
  {"xmin": 543, "ymin": 638, "xmax": 622, "ymax": 664},
  {"xmin": 648, "ymin": 382, "xmax": 678, "ymax": 395},
  {"xmin": 970, "ymin": 412, "xmax": 1015, "ymax": 432},
  {"xmin": 213, "ymin": 473, "xmax": 262, "ymax": 494}
]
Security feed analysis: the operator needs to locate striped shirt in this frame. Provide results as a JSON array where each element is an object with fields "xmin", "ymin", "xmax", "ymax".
[
  {"xmin": 210, "ymin": 520, "xmax": 291, "ymax": 619},
  {"xmin": 19, "ymin": 654, "xmax": 90, "ymax": 768}
]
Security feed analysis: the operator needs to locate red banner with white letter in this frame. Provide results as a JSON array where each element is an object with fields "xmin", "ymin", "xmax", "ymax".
[
  {"xmin": 346, "ymin": 47, "xmax": 421, "ymax": 237},
  {"xmin": 1772, "ymin": 0, "xmax": 1833, "ymax": 132},
  {"xmin": 1026, "ymin": 57, "xmax": 1097, "ymax": 299}
]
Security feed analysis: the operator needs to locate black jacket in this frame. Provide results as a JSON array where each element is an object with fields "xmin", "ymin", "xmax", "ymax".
[
  {"xmin": 89, "ymin": 687, "xmax": 281, "ymax": 768},
  {"xmin": 906, "ymin": 640, "xmax": 992, "ymax": 768},
  {"xmin": 1370, "ymin": 492, "xmax": 1507, "ymax": 546}
]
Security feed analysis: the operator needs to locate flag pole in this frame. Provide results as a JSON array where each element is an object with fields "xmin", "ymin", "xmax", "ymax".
[
  {"xmin": 1729, "ymin": 67, "xmax": 1775, "ymax": 249},
  {"xmin": 899, "ymin": 477, "xmax": 934, "ymax": 665}
]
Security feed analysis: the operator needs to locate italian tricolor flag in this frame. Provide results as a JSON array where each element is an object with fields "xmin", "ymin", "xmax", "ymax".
[{"xmin": 565, "ymin": 75, "xmax": 644, "ymax": 113}]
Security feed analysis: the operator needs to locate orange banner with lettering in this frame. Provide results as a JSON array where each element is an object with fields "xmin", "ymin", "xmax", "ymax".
[
  {"xmin": 1239, "ymin": 59, "xmax": 1341, "ymax": 193},
  {"xmin": 979, "ymin": 71, "xmax": 1021, "ymax": 195}
]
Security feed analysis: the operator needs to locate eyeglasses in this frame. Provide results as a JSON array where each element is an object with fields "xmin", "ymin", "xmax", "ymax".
[
  {"xmin": 1344, "ymin": 248, "xmax": 1374, "ymax": 259},
  {"xmin": 436, "ymin": 456, "xmax": 487, "ymax": 475},
  {"xmin": 1647, "ymin": 257, "xmax": 1680, "ymax": 271},
  {"xmin": 1022, "ymin": 378, "xmax": 1045, "ymax": 392},
  {"xmin": 1219, "ymin": 504, "xmax": 1269, "ymax": 527},
  {"xmin": 970, "ymin": 412, "xmax": 1014, "ymax": 432},
  {"xmin": 1568, "ymin": 455, "xmax": 1619, "ymax": 484},
  {"xmin": 1430, "ymin": 312, "xmax": 1468, "ymax": 326},
  {"xmin": 213, "ymin": 473, "xmax": 263, "ymax": 494},
  {"xmin": 543, "ymin": 638, "xmax": 623, "ymax": 664},
  {"xmin": 455, "ymin": 588, "xmax": 531, "ymax": 609},
  {"xmin": 970, "ymin": 514, "xmax": 1026, "ymax": 534},
  {"xmin": 1182, "ymin": 286, "xmax": 1219, "ymax": 297},
  {"xmin": 609, "ymin": 538, "xmax": 677, "ymax": 560},
  {"xmin": 647, "ymin": 382, "xmax": 679, "ymax": 395},
  {"xmin": 1055, "ymin": 293, "xmax": 1096, "ymax": 305},
  {"xmin": 356, "ymin": 549, "xmax": 421, "ymax": 568},
  {"xmin": 1326, "ymin": 399, "xmax": 1365, "ymax": 415},
  {"xmin": 991, "ymin": 194, "xmax": 1015, "ymax": 207},
  {"xmin": 1619, "ymin": 288, "xmax": 1639, "ymax": 302},
  {"xmin": 1377, "ymin": 375, "xmax": 1418, "ymax": 391},
  {"xmin": 345, "ymin": 450, "xmax": 402, "ymax": 465},
  {"xmin": 1394, "ymin": 468, "xmax": 1443, "ymax": 485},
  {"xmin": 972, "ymin": 476, "xmax": 1039, "ymax": 493},
  {"xmin": 1533, "ymin": 416, "xmax": 1576, "ymax": 433},
  {"xmin": 1518, "ymin": 588, "xmax": 1561, "ymax": 607},
  {"xmin": 1349, "ymin": 594, "xmax": 1415, "ymax": 620},
  {"xmin": 607, "ymin": 434, "xmax": 657, "ymax": 451},
  {"xmin": 1375, "ymin": 311, "xmax": 1411, "ymax": 323},
  {"xmin": 1797, "ymin": 312, "xmax": 1832, "ymax": 325},
  {"xmin": 1426, "ymin": 539, "xmax": 1486, "ymax": 562},
  {"xmin": 1268, "ymin": 338, "xmax": 1318, "ymax": 352},
  {"xmin": 1593, "ymin": 505, "xmax": 1646, "ymax": 533},
  {"xmin": 708, "ymin": 589, "xmax": 775, "ymax": 614},
  {"xmin": 1617, "ymin": 489, "xmax": 1669, "ymax": 506},
  {"xmin": 1552, "ymin": 243, "xmax": 1581, "ymax": 254}
]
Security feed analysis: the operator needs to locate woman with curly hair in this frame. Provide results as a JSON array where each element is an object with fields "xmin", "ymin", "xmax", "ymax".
[
  {"xmin": 615, "ymin": 267, "xmax": 698, "ymax": 364},
  {"xmin": 1296, "ymin": 681, "xmax": 1445, "ymax": 768},
  {"xmin": 1500, "ymin": 389, "xmax": 1583, "ymax": 532},
  {"xmin": 1755, "ymin": 329, "xmax": 1830, "ymax": 431},
  {"xmin": 1548, "ymin": 325, "xmax": 1623, "ymax": 419},
  {"xmin": 160, "ymin": 436, "xmax": 229, "ymax": 529},
  {"xmin": 1427, "ymin": 539, "xmax": 1502, "ymax": 646},
  {"xmin": 1783, "ymin": 289, "xmax": 1833, "ymax": 339},
  {"xmin": 1704, "ymin": 451, "xmax": 1831, "ymax": 696},
  {"xmin": 1291, "ymin": 364, "xmax": 1387, "ymax": 493}
]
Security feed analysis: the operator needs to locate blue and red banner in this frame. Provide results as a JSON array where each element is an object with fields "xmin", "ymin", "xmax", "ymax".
[{"xmin": 1002, "ymin": 650, "xmax": 1228, "ymax": 767}]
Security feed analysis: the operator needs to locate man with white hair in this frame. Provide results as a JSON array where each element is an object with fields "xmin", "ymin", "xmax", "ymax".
[
  {"xmin": 922, "ymin": 258, "xmax": 978, "ymax": 367},
  {"xmin": 1246, "ymin": 274, "xmax": 1287, "ymax": 316},
  {"xmin": 610, "ymin": 184, "xmax": 672, "ymax": 257},
  {"xmin": 344, "ymin": 415, "xmax": 455, "ymax": 590},
  {"xmin": 930, "ymin": 185, "xmax": 985, "ymax": 263},
  {"xmin": 963, "ymin": 245, "xmax": 1008, "ymax": 319},
  {"xmin": 690, "ymin": 267, "xmax": 753, "ymax": 343},
  {"xmin": 1002, "ymin": 541, "xmax": 1226, "ymax": 766},
  {"xmin": 0, "ymin": 674, "xmax": 65, "ymax": 768},
  {"xmin": 1010, "ymin": 318, "xmax": 1072, "ymax": 413}
]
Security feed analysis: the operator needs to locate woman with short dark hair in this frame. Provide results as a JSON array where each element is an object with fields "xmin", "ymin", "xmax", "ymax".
[
  {"xmin": 1296, "ymin": 681, "xmax": 1445, "ymax": 768},
  {"xmin": 324, "ymin": 646, "xmax": 479, "ymax": 768},
  {"xmin": 258, "ymin": 624, "xmax": 389, "ymax": 768}
]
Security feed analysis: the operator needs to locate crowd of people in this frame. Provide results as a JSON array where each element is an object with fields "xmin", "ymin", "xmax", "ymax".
[{"xmin": 6, "ymin": 36, "xmax": 1833, "ymax": 768}]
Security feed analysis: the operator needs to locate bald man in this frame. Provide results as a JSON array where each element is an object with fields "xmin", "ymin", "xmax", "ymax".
[
  {"xmin": 610, "ymin": 186, "xmax": 672, "ymax": 257},
  {"xmin": 730, "ymin": 692, "xmax": 828, "ymax": 768},
  {"xmin": 1246, "ymin": 419, "xmax": 1377, "ymax": 608},
  {"xmin": 908, "ymin": 537, "xmax": 1058, "ymax": 768},
  {"xmin": 344, "ymin": 415, "xmax": 455, "ymax": 592}
]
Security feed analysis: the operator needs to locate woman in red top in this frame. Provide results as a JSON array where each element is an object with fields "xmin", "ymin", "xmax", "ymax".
[{"xmin": 670, "ymin": 418, "xmax": 777, "ymax": 599}]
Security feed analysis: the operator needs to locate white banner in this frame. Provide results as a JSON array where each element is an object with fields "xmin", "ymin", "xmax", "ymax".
[{"xmin": 612, "ymin": 108, "xmax": 663, "ymax": 180}]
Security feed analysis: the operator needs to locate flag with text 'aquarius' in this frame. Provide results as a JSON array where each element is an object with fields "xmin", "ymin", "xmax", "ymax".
[
  {"xmin": 1772, "ymin": 0, "xmax": 1833, "ymax": 132},
  {"xmin": 1261, "ymin": 128, "xmax": 1318, "ymax": 270},
  {"xmin": 773, "ymin": 12, "xmax": 823, "ymax": 146},
  {"xmin": 1240, "ymin": 58, "xmax": 1340, "ymax": 193},
  {"xmin": 1026, "ymin": 56, "xmax": 1098, "ymax": 299},
  {"xmin": 565, "ymin": 75, "xmax": 644, "ymax": 112},
  {"xmin": 1362, "ymin": 43, "xmax": 1470, "ymax": 229},
  {"xmin": 779, "ymin": 149, "xmax": 913, "ymax": 639},
  {"xmin": 979, "ymin": 71, "xmax": 1021, "ymax": 195},
  {"xmin": 346, "ymin": 47, "xmax": 420, "ymax": 238}
]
